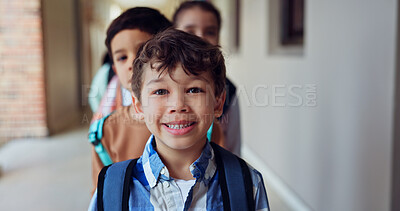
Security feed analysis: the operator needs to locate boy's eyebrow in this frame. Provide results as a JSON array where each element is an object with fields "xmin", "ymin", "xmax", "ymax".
[
  {"xmin": 190, "ymin": 75, "xmax": 211, "ymax": 83},
  {"xmin": 183, "ymin": 24, "xmax": 196, "ymax": 29},
  {"xmin": 206, "ymin": 26, "xmax": 218, "ymax": 31},
  {"xmin": 146, "ymin": 77, "xmax": 165, "ymax": 85},
  {"xmin": 113, "ymin": 49, "xmax": 125, "ymax": 54},
  {"xmin": 146, "ymin": 75, "xmax": 210, "ymax": 85},
  {"xmin": 184, "ymin": 24, "xmax": 218, "ymax": 31}
]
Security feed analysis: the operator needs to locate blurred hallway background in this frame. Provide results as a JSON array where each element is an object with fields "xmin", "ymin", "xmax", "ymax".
[{"xmin": 1, "ymin": 0, "xmax": 399, "ymax": 210}]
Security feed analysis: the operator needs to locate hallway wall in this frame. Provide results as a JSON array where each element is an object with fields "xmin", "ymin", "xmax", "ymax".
[
  {"xmin": 225, "ymin": 0, "xmax": 397, "ymax": 210},
  {"xmin": 0, "ymin": 0, "xmax": 48, "ymax": 142},
  {"xmin": 41, "ymin": 0, "xmax": 81, "ymax": 133}
]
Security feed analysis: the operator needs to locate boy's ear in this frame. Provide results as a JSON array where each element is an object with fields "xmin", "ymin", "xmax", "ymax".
[
  {"xmin": 214, "ymin": 91, "xmax": 226, "ymax": 118},
  {"xmin": 131, "ymin": 93, "xmax": 144, "ymax": 120}
]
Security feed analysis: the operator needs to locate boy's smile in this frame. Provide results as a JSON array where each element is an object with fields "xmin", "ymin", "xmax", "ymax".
[
  {"xmin": 163, "ymin": 120, "xmax": 196, "ymax": 135},
  {"xmin": 133, "ymin": 64, "xmax": 225, "ymax": 151}
]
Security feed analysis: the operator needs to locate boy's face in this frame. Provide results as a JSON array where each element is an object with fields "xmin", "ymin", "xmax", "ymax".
[
  {"xmin": 133, "ymin": 64, "xmax": 225, "ymax": 151},
  {"xmin": 175, "ymin": 7, "xmax": 219, "ymax": 45},
  {"xmin": 111, "ymin": 29, "xmax": 152, "ymax": 91}
]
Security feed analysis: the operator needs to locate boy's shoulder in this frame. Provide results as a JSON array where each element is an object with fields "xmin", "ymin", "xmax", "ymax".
[
  {"xmin": 101, "ymin": 106, "xmax": 151, "ymax": 161},
  {"xmin": 104, "ymin": 106, "xmax": 143, "ymax": 126},
  {"xmin": 91, "ymin": 106, "xmax": 148, "ymax": 139},
  {"xmin": 102, "ymin": 105, "xmax": 149, "ymax": 140}
]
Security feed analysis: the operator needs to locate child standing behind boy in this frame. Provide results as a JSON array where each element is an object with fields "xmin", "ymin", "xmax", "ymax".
[{"xmin": 89, "ymin": 29, "xmax": 269, "ymax": 210}]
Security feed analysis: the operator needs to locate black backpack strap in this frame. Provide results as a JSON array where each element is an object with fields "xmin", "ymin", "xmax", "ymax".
[
  {"xmin": 212, "ymin": 143, "xmax": 231, "ymax": 211},
  {"xmin": 97, "ymin": 158, "xmax": 138, "ymax": 211},
  {"xmin": 238, "ymin": 156, "xmax": 255, "ymax": 211},
  {"xmin": 97, "ymin": 165, "xmax": 110, "ymax": 211},
  {"xmin": 210, "ymin": 142, "xmax": 254, "ymax": 211},
  {"xmin": 122, "ymin": 159, "xmax": 138, "ymax": 211}
]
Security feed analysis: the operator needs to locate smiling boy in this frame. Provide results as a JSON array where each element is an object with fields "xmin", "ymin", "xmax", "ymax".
[
  {"xmin": 89, "ymin": 29, "xmax": 269, "ymax": 210},
  {"xmin": 89, "ymin": 7, "xmax": 226, "ymax": 194},
  {"xmin": 133, "ymin": 62, "xmax": 225, "ymax": 181}
]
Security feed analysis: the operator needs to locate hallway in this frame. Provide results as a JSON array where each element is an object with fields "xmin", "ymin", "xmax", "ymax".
[{"xmin": 0, "ymin": 128, "xmax": 92, "ymax": 210}]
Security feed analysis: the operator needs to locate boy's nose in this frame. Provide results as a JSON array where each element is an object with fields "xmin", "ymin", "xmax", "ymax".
[
  {"xmin": 168, "ymin": 93, "xmax": 188, "ymax": 113},
  {"xmin": 169, "ymin": 106, "xmax": 187, "ymax": 113}
]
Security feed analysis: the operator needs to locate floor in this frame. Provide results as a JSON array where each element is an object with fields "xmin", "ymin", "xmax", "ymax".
[{"xmin": 0, "ymin": 127, "xmax": 291, "ymax": 210}]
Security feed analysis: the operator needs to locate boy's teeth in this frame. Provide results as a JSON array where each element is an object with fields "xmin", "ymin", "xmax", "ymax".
[{"xmin": 167, "ymin": 123, "xmax": 191, "ymax": 129}]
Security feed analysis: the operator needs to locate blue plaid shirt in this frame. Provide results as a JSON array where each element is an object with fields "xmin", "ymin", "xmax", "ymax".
[{"xmin": 89, "ymin": 135, "xmax": 269, "ymax": 210}]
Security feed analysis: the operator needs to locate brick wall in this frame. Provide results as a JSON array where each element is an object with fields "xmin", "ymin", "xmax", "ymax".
[{"xmin": 0, "ymin": 0, "xmax": 48, "ymax": 143}]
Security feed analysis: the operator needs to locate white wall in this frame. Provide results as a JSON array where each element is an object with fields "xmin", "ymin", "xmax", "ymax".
[{"xmin": 225, "ymin": 0, "xmax": 397, "ymax": 210}]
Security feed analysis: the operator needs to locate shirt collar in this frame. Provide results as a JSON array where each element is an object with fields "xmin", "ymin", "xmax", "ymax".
[
  {"xmin": 121, "ymin": 86, "xmax": 133, "ymax": 106},
  {"xmin": 142, "ymin": 135, "xmax": 216, "ymax": 188}
]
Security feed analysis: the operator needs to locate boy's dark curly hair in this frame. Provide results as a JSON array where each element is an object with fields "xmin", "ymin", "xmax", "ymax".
[
  {"xmin": 132, "ymin": 28, "xmax": 226, "ymax": 101},
  {"xmin": 105, "ymin": 7, "xmax": 171, "ymax": 63}
]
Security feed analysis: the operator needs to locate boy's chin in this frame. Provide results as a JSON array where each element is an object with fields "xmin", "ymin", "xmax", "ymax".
[{"xmin": 155, "ymin": 136, "xmax": 207, "ymax": 150}]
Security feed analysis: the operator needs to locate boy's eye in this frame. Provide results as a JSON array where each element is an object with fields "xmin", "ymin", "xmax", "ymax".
[
  {"xmin": 205, "ymin": 30, "xmax": 217, "ymax": 36},
  {"xmin": 117, "ymin": 55, "xmax": 127, "ymax": 61},
  {"xmin": 187, "ymin": 87, "xmax": 204, "ymax": 94},
  {"xmin": 153, "ymin": 89, "xmax": 169, "ymax": 95},
  {"xmin": 184, "ymin": 28, "xmax": 195, "ymax": 34}
]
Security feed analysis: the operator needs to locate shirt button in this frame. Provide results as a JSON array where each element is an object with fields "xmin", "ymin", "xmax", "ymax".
[
  {"xmin": 160, "ymin": 168, "xmax": 166, "ymax": 175},
  {"xmin": 163, "ymin": 181, "xmax": 170, "ymax": 188}
]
